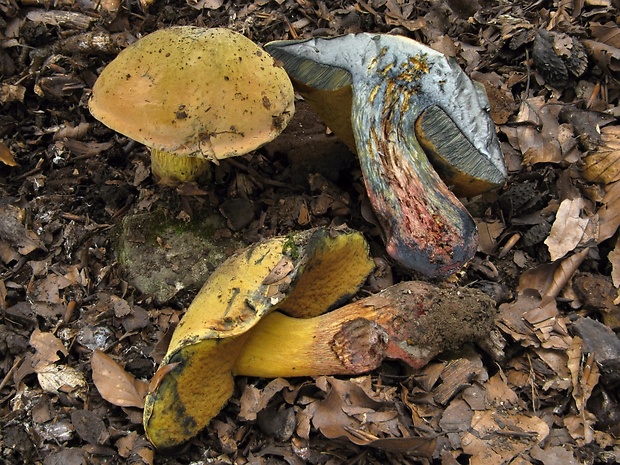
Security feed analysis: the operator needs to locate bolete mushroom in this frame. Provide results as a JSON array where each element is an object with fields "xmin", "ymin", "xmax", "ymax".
[
  {"xmin": 89, "ymin": 27, "xmax": 295, "ymax": 186},
  {"xmin": 143, "ymin": 227, "xmax": 375, "ymax": 449},
  {"xmin": 264, "ymin": 34, "xmax": 508, "ymax": 277}
]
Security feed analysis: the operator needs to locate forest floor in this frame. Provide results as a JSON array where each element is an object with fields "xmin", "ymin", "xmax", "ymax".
[{"xmin": 1, "ymin": 0, "xmax": 620, "ymax": 464}]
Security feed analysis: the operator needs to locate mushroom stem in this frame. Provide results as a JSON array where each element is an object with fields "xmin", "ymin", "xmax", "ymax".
[
  {"xmin": 234, "ymin": 281, "xmax": 496, "ymax": 378},
  {"xmin": 150, "ymin": 148, "xmax": 210, "ymax": 186}
]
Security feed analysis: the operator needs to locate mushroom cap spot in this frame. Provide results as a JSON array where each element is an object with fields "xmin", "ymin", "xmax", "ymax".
[{"xmin": 89, "ymin": 27, "xmax": 295, "ymax": 159}]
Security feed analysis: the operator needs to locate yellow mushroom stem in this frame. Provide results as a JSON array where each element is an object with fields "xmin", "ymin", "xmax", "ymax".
[
  {"xmin": 149, "ymin": 148, "xmax": 210, "ymax": 186},
  {"xmin": 234, "ymin": 281, "xmax": 496, "ymax": 378}
]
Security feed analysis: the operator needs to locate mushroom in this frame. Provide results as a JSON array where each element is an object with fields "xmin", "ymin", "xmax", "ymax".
[
  {"xmin": 143, "ymin": 227, "xmax": 375, "ymax": 449},
  {"xmin": 89, "ymin": 27, "xmax": 295, "ymax": 186},
  {"xmin": 144, "ymin": 268, "xmax": 496, "ymax": 449},
  {"xmin": 264, "ymin": 34, "xmax": 508, "ymax": 277}
]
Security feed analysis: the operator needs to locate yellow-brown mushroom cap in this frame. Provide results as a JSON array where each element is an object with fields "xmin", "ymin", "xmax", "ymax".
[{"xmin": 88, "ymin": 27, "xmax": 295, "ymax": 160}]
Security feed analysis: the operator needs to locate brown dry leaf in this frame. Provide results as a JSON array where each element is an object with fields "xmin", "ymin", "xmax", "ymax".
[
  {"xmin": 476, "ymin": 219, "xmax": 504, "ymax": 255},
  {"xmin": 239, "ymin": 378, "xmax": 292, "ymax": 421},
  {"xmin": 0, "ymin": 83, "xmax": 26, "ymax": 104},
  {"xmin": 517, "ymin": 248, "xmax": 589, "ymax": 303},
  {"xmin": 566, "ymin": 338, "xmax": 600, "ymax": 445},
  {"xmin": 583, "ymin": 126, "xmax": 620, "ymax": 184},
  {"xmin": 0, "ymin": 204, "xmax": 46, "ymax": 258},
  {"xmin": 497, "ymin": 289, "xmax": 572, "ymax": 350},
  {"xmin": 30, "ymin": 329, "xmax": 68, "ymax": 371},
  {"xmin": 463, "ymin": 407, "xmax": 549, "ymax": 465},
  {"xmin": 582, "ymin": 39, "xmax": 620, "ymax": 76},
  {"xmin": 515, "ymin": 98, "xmax": 563, "ymax": 165},
  {"xmin": 598, "ymin": 180, "xmax": 620, "ymax": 242},
  {"xmin": 91, "ymin": 350, "xmax": 148, "ymax": 408},
  {"xmin": 311, "ymin": 376, "xmax": 436, "ymax": 455},
  {"xmin": 36, "ymin": 364, "xmax": 88, "ymax": 395},
  {"xmin": 0, "ymin": 141, "xmax": 18, "ymax": 166},
  {"xmin": 609, "ymin": 236, "xmax": 620, "ymax": 288},
  {"xmin": 530, "ymin": 443, "xmax": 580, "ymax": 465},
  {"xmin": 590, "ymin": 22, "xmax": 620, "ymax": 48},
  {"xmin": 544, "ymin": 198, "xmax": 591, "ymax": 261},
  {"xmin": 29, "ymin": 274, "xmax": 74, "ymax": 304}
]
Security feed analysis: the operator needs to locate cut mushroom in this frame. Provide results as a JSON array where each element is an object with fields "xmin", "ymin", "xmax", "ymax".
[
  {"xmin": 265, "ymin": 34, "xmax": 507, "ymax": 277},
  {"xmin": 143, "ymin": 227, "xmax": 375, "ymax": 449},
  {"xmin": 89, "ymin": 27, "xmax": 295, "ymax": 186}
]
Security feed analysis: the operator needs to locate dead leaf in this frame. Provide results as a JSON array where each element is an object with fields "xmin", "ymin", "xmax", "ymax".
[
  {"xmin": 239, "ymin": 378, "xmax": 292, "ymax": 421},
  {"xmin": 609, "ymin": 237, "xmax": 620, "ymax": 288},
  {"xmin": 37, "ymin": 364, "xmax": 87, "ymax": 394},
  {"xmin": 0, "ymin": 83, "xmax": 26, "ymax": 104},
  {"xmin": 597, "ymin": 180, "xmax": 620, "ymax": 242},
  {"xmin": 566, "ymin": 337, "xmax": 600, "ymax": 445},
  {"xmin": 516, "ymin": 98, "xmax": 563, "ymax": 165},
  {"xmin": 544, "ymin": 198, "xmax": 591, "ymax": 261},
  {"xmin": 30, "ymin": 329, "xmax": 68, "ymax": 370},
  {"xmin": 476, "ymin": 219, "xmax": 505, "ymax": 255},
  {"xmin": 91, "ymin": 350, "xmax": 148, "ymax": 408},
  {"xmin": 0, "ymin": 141, "xmax": 18, "ymax": 166},
  {"xmin": 0, "ymin": 204, "xmax": 46, "ymax": 258},
  {"xmin": 311, "ymin": 376, "xmax": 436, "ymax": 454},
  {"xmin": 582, "ymin": 39, "xmax": 620, "ymax": 76},
  {"xmin": 583, "ymin": 126, "xmax": 620, "ymax": 184},
  {"xmin": 590, "ymin": 22, "xmax": 620, "ymax": 48},
  {"xmin": 530, "ymin": 443, "xmax": 580, "ymax": 465}
]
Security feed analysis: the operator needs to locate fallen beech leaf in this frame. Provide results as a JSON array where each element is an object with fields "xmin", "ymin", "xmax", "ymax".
[
  {"xmin": 37, "ymin": 364, "xmax": 87, "ymax": 394},
  {"xmin": 516, "ymin": 97, "xmax": 562, "ymax": 165},
  {"xmin": 609, "ymin": 237, "xmax": 620, "ymax": 288},
  {"xmin": 590, "ymin": 22, "xmax": 620, "ymax": 49},
  {"xmin": 0, "ymin": 141, "xmax": 18, "ymax": 166},
  {"xmin": 0, "ymin": 204, "xmax": 46, "ymax": 256},
  {"xmin": 91, "ymin": 350, "xmax": 148, "ymax": 408},
  {"xmin": 582, "ymin": 39, "xmax": 620, "ymax": 75},
  {"xmin": 476, "ymin": 219, "xmax": 504, "ymax": 255},
  {"xmin": 239, "ymin": 378, "xmax": 292, "ymax": 421},
  {"xmin": 518, "ymin": 248, "xmax": 590, "ymax": 306},
  {"xmin": 566, "ymin": 337, "xmax": 599, "ymax": 445},
  {"xmin": 311, "ymin": 376, "xmax": 436, "ymax": 454},
  {"xmin": 597, "ymin": 181, "xmax": 620, "ymax": 243},
  {"xmin": 544, "ymin": 198, "xmax": 590, "ymax": 261},
  {"xmin": 30, "ymin": 329, "xmax": 68, "ymax": 370},
  {"xmin": 583, "ymin": 126, "xmax": 620, "ymax": 184}
]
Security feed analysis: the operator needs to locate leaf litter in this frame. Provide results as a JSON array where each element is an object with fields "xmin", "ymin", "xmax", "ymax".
[{"xmin": 1, "ymin": 0, "xmax": 620, "ymax": 464}]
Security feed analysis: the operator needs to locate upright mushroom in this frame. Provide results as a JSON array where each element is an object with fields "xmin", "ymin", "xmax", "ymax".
[
  {"xmin": 265, "ymin": 34, "xmax": 507, "ymax": 277},
  {"xmin": 89, "ymin": 27, "xmax": 295, "ymax": 186},
  {"xmin": 143, "ymin": 227, "xmax": 375, "ymax": 449}
]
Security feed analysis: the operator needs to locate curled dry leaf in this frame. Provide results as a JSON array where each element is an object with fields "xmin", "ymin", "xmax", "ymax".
[
  {"xmin": 598, "ymin": 179, "xmax": 620, "ymax": 243},
  {"xmin": 311, "ymin": 376, "xmax": 437, "ymax": 455},
  {"xmin": 566, "ymin": 337, "xmax": 600, "ymax": 445},
  {"xmin": 590, "ymin": 22, "xmax": 620, "ymax": 48},
  {"xmin": 582, "ymin": 39, "xmax": 620, "ymax": 77},
  {"xmin": 583, "ymin": 126, "xmax": 620, "ymax": 184},
  {"xmin": 609, "ymin": 237, "xmax": 620, "ymax": 288},
  {"xmin": 544, "ymin": 197, "xmax": 591, "ymax": 261},
  {"xmin": 517, "ymin": 248, "xmax": 590, "ymax": 305},
  {"xmin": 0, "ymin": 141, "xmax": 18, "ymax": 166},
  {"xmin": 91, "ymin": 350, "xmax": 148, "ymax": 409}
]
